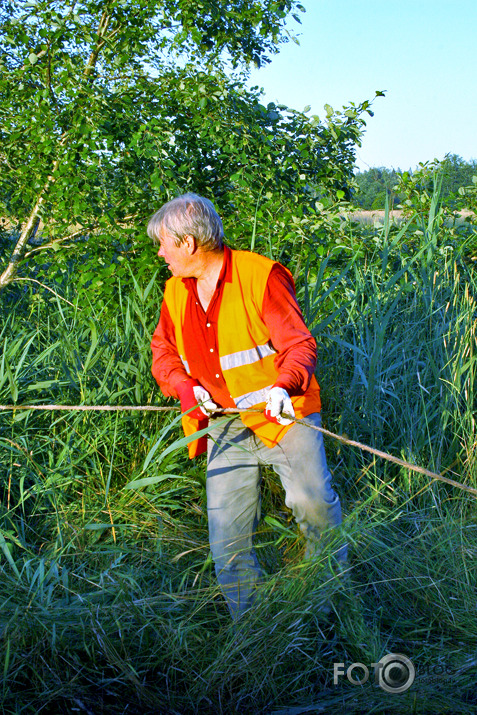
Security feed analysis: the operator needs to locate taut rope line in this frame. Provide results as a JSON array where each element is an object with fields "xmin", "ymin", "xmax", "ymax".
[{"xmin": 0, "ymin": 403, "xmax": 474, "ymax": 496}]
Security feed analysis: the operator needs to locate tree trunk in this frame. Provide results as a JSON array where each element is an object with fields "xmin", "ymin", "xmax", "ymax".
[{"xmin": 0, "ymin": 183, "xmax": 52, "ymax": 289}]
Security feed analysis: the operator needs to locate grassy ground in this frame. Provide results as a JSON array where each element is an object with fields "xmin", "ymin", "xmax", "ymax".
[{"xmin": 0, "ymin": 204, "xmax": 476, "ymax": 714}]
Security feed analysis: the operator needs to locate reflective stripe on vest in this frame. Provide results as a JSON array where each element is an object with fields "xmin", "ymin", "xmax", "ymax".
[
  {"xmin": 219, "ymin": 341, "xmax": 276, "ymax": 372},
  {"xmin": 234, "ymin": 384, "xmax": 273, "ymax": 409}
]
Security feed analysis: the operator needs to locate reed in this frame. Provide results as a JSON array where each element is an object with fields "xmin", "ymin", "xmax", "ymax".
[{"xmin": 0, "ymin": 202, "xmax": 476, "ymax": 713}]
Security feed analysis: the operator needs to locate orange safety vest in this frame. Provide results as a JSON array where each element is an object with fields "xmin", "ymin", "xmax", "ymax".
[{"xmin": 164, "ymin": 250, "xmax": 322, "ymax": 457}]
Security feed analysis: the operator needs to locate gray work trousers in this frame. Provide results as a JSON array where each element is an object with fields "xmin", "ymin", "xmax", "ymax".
[{"xmin": 206, "ymin": 412, "xmax": 346, "ymax": 619}]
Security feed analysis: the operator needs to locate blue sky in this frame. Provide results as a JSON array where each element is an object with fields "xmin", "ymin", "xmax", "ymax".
[{"xmin": 248, "ymin": 0, "xmax": 477, "ymax": 172}]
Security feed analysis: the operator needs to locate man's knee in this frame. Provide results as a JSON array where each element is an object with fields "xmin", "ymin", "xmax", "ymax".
[{"xmin": 286, "ymin": 485, "xmax": 342, "ymax": 533}]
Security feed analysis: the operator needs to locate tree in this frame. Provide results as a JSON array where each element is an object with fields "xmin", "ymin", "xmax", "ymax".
[
  {"xmin": 352, "ymin": 167, "xmax": 402, "ymax": 210},
  {"xmin": 0, "ymin": 0, "xmax": 375, "ymax": 289},
  {"xmin": 439, "ymin": 154, "xmax": 477, "ymax": 208}
]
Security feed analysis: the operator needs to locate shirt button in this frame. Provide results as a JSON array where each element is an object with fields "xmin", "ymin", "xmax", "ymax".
[
  {"xmin": 215, "ymin": 373, "xmax": 220, "ymax": 378},
  {"xmin": 210, "ymin": 348, "xmax": 214, "ymax": 352},
  {"xmin": 206, "ymin": 323, "xmax": 211, "ymax": 327}
]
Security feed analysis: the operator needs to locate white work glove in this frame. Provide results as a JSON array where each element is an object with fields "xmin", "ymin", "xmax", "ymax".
[
  {"xmin": 264, "ymin": 386, "xmax": 295, "ymax": 426},
  {"xmin": 193, "ymin": 385, "xmax": 218, "ymax": 417}
]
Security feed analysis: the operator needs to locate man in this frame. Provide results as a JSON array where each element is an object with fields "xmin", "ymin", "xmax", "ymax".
[{"xmin": 149, "ymin": 193, "xmax": 345, "ymax": 619}]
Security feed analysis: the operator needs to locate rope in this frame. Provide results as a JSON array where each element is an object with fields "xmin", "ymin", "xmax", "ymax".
[
  {"xmin": 0, "ymin": 403, "xmax": 474, "ymax": 497},
  {"xmin": 0, "ymin": 404, "xmax": 179, "ymax": 412}
]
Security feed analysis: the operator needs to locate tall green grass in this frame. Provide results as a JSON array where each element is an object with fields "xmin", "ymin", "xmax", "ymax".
[
  {"xmin": 0, "ymin": 207, "xmax": 476, "ymax": 714},
  {"xmin": 302, "ymin": 201, "xmax": 476, "ymax": 485}
]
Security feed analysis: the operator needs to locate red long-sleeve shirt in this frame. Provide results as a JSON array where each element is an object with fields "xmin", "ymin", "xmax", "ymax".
[{"xmin": 151, "ymin": 246, "xmax": 317, "ymax": 407}]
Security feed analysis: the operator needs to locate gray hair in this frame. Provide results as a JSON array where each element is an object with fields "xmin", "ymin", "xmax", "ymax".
[{"xmin": 147, "ymin": 193, "xmax": 224, "ymax": 250}]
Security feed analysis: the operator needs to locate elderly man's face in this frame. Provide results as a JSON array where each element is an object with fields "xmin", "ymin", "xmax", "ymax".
[{"xmin": 157, "ymin": 228, "xmax": 194, "ymax": 277}]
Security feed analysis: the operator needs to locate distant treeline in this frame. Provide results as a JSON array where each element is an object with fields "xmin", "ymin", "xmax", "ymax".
[{"xmin": 353, "ymin": 154, "xmax": 477, "ymax": 210}]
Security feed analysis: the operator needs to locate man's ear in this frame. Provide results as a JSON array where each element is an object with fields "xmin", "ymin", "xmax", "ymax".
[{"xmin": 182, "ymin": 234, "xmax": 197, "ymax": 254}]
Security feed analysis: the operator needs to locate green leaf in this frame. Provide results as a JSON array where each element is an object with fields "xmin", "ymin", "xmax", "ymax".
[
  {"xmin": 143, "ymin": 417, "xmax": 230, "ymax": 472},
  {"xmin": 125, "ymin": 473, "xmax": 189, "ymax": 489},
  {"xmin": 0, "ymin": 532, "xmax": 20, "ymax": 577},
  {"xmin": 84, "ymin": 523, "xmax": 135, "ymax": 531},
  {"xmin": 264, "ymin": 515, "xmax": 297, "ymax": 537},
  {"xmin": 83, "ymin": 319, "xmax": 99, "ymax": 372}
]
